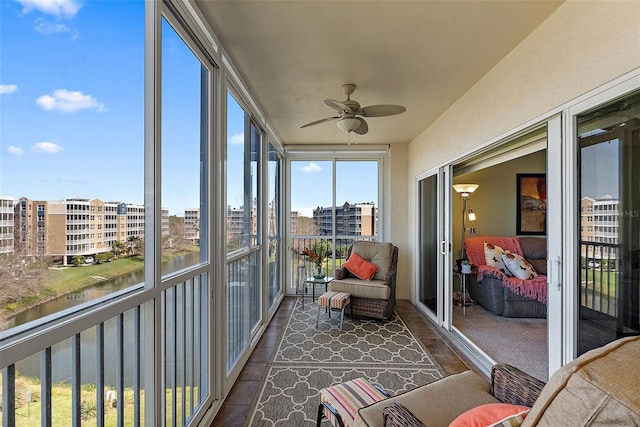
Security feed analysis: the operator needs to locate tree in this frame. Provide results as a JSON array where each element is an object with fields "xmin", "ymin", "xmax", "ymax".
[
  {"xmin": 72, "ymin": 255, "xmax": 85, "ymax": 267},
  {"xmin": 0, "ymin": 254, "xmax": 47, "ymax": 305},
  {"xmin": 112, "ymin": 240, "xmax": 126, "ymax": 258},
  {"xmin": 95, "ymin": 252, "xmax": 114, "ymax": 263},
  {"xmin": 127, "ymin": 235, "xmax": 141, "ymax": 256}
]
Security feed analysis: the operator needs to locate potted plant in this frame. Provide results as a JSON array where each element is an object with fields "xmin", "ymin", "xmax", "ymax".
[{"xmin": 301, "ymin": 239, "xmax": 332, "ymax": 279}]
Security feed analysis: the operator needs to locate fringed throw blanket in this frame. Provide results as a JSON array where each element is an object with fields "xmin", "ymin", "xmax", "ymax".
[{"xmin": 465, "ymin": 236, "xmax": 547, "ymax": 305}]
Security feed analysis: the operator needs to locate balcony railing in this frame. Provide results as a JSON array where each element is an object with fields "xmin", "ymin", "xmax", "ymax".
[
  {"xmin": 580, "ymin": 241, "xmax": 620, "ymax": 317},
  {"xmin": 1, "ymin": 271, "xmax": 210, "ymax": 426},
  {"xmin": 288, "ymin": 236, "xmax": 376, "ymax": 293}
]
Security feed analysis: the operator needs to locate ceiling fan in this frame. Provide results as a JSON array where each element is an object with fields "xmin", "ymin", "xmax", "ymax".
[{"xmin": 301, "ymin": 84, "xmax": 406, "ymax": 135}]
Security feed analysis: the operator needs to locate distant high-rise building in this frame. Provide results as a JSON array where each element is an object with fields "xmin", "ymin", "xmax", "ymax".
[
  {"xmin": 185, "ymin": 208, "xmax": 200, "ymax": 243},
  {"xmin": 313, "ymin": 202, "xmax": 377, "ymax": 236},
  {"xmin": 0, "ymin": 197, "xmax": 15, "ymax": 254}
]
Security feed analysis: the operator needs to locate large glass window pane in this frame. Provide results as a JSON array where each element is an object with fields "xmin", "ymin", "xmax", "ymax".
[
  {"xmin": 418, "ymin": 174, "xmax": 438, "ymax": 312},
  {"xmin": 161, "ymin": 18, "xmax": 206, "ymax": 275},
  {"xmin": 226, "ymin": 92, "xmax": 249, "ymax": 253},
  {"xmin": 267, "ymin": 144, "xmax": 282, "ymax": 308},
  {"xmin": 577, "ymin": 90, "xmax": 640, "ymax": 355},
  {"xmin": 0, "ymin": 1, "xmax": 144, "ymax": 331},
  {"xmin": 336, "ymin": 161, "xmax": 378, "ymax": 237}
]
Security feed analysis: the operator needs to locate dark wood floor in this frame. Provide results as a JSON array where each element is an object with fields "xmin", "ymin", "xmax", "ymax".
[{"xmin": 210, "ymin": 298, "xmax": 476, "ymax": 426}]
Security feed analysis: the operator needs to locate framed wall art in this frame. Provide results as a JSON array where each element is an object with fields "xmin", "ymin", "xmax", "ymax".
[{"xmin": 516, "ymin": 173, "xmax": 546, "ymax": 235}]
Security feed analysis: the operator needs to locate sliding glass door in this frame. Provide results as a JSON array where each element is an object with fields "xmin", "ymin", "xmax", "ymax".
[
  {"xmin": 416, "ymin": 167, "xmax": 451, "ymax": 323},
  {"xmin": 575, "ymin": 90, "xmax": 640, "ymax": 355}
]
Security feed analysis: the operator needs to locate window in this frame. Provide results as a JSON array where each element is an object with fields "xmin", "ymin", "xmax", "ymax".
[
  {"xmin": 161, "ymin": 17, "xmax": 207, "ymax": 274},
  {"xmin": 0, "ymin": 0, "xmax": 144, "ymax": 330}
]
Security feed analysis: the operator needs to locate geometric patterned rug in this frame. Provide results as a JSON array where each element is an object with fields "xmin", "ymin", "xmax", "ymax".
[{"xmin": 246, "ymin": 298, "xmax": 445, "ymax": 426}]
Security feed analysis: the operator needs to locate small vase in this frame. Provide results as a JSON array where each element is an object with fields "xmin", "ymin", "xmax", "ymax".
[{"xmin": 313, "ymin": 264, "xmax": 326, "ymax": 279}]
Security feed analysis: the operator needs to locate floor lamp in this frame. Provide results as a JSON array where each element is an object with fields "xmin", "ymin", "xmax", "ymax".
[{"xmin": 453, "ymin": 184, "xmax": 479, "ymax": 259}]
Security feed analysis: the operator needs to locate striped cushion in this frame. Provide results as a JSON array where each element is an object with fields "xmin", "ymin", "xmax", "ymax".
[
  {"xmin": 321, "ymin": 378, "xmax": 388, "ymax": 426},
  {"xmin": 318, "ymin": 291, "xmax": 351, "ymax": 309}
]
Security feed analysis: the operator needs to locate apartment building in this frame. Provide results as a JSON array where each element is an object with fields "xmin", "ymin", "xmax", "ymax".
[
  {"xmin": 184, "ymin": 208, "xmax": 200, "ymax": 243},
  {"xmin": 581, "ymin": 196, "xmax": 620, "ymax": 264},
  {"xmin": 0, "ymin": 196, "xmax": 14, "ymax": 254},
  {"xmin": 313, "ymin": 202, "xmax": 377, "ymax": 236},
  {"xmin": 10, "ymin": 197, "xmax": 149, "ymax": 264}
]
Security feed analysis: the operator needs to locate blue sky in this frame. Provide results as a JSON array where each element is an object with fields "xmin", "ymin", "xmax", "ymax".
[{"xmin": 0, "ymin": 0, "xmax": 377, "ymax": 217}]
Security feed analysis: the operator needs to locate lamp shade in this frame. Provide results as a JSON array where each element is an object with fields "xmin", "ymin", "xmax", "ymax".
[
  {"xmin": 467, "ymin": 210, "xmax": 476, "ymax": 221},
  {"xmin": 453, "ymin": 184, "xmax": 479, "ymax": 194}
]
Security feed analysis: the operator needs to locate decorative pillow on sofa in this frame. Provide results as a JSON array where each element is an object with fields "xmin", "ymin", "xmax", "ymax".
[
  {"xmin": 342, "ymin": 252, "xmax": 380, "ymax": 280},
  {"xmin": 383, "ymin": 402, "xmax": 426, "ymax": 427},
  {"xmin": 501, "ymin": 252, "xmax": 538, "ymax": 280},
  {"xmin": 484, "ymin": 242, "xmax": 512, "ymax": 276},
  {"xmin": 448, "ymin": 403, "xmax": 530, "ymax": 427}
]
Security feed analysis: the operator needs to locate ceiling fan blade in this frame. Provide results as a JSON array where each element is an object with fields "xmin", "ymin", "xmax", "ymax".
[
  {"xmin": 324, "ymin": 99, "xmax": 353, "ymax": 113},
  {"xmin": 300, "ymin": 116, "xmax": 340, "ymax": 128},
  {"xmin": 353, "ymin": 117, "xmax": 368, "ymax": 135},
  {"xmin": 358, "ymin": 104, "xmax": 406, "ymax": 117}
]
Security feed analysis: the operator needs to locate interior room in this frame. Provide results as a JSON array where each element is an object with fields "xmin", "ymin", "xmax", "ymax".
[
  {"xmin": 452, "ymin": 143, "xmax": 548, "ymax": 381},
  {"xmin": 1, "ymin": 1, "xmax": 639, "ymax": 426}
]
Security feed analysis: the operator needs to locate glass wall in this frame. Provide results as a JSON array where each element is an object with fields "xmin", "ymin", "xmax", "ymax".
[
  {"xmin": 0, "ymin": 0, "xmax": 144, "ymax": 332},
  {"xmin": 225, "ymin": 92, "xmax": 263, "ymax": 372},
  {"xmin": 267, "ymin": 143, "xmax": 282, "ymax": 308},
  {"xmin": 289, "ymin": 158, "xmax": 381, "ymax": 291},
  {"xmin": 577, "ymin": 90, "xmax": 640, "ymax": 355}
]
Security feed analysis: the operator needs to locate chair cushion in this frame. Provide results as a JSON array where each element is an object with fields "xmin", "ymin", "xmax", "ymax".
[
  {"xmin": 321, "ymin": 378, "xmax": 389, "ymax": 427},
  {"xmin": 330, "ymin": 278, "xmax": 391, "ymax": 300},
  {"xmin": 343, "ymin": 252, "xmax": 380, "ymax": 280},
  {"xmin": 352, "ymin": 241, "xmax": 394, "ymax": 281},
  {"xmin": 356, "ymin": 371, "xmax": 499, "ymax": 427},
  {"xmin": 523, "ymin": 336, "xmax": 640, "ymax": 426}
]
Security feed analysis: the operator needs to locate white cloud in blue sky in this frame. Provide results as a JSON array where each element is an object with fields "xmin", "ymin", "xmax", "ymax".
[
  {"xmin": 0, "ymin": 84, "xmax": 18, "ymax": 94},
  {"xmin": 16, "ymin": 0, "xmax": 81, "ymax": 19},
  {"xmin": 36, "ymin": 89, "xmax": 106, "ymax": 113},
  {"xmin": 35, "ymin": 19, "xmax": 72, "ymax": 36},
  {"xmin": 32, "ymin": 141, "xmax": 63, "ymax": 154},
  {"xmin": 7, "ymin": 146, "xmax": 24, "ymax": 155},
  {"xmin": 229, "ymin": 133, "xmax": 244, "ymax": 145},
  {"xmin": 300, "ymin": 162, "xmax": 322, "ymax": 173}
]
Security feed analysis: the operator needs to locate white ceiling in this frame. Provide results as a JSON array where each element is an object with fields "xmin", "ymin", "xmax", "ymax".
[{"xmin": 196, "ymin": 1, "xmax": 563, "ymax": 146}]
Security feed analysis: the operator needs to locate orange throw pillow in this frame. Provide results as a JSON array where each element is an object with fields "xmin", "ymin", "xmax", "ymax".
[
  {"xmin": 449, "ymin": 403, "xmax": 530, "ymax": 427},
  {"xmin": 342, "ymin": 252, "xmax": 380, "ymax": 280}
]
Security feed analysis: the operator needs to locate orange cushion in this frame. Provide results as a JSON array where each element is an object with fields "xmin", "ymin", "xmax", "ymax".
[
  {"xmin": 342, "ymin": 252, "xmax": 380, "ymax": 280},
  {"xmin": 449, "ymin": 403, "xmax": 530, "ymax": 427}
]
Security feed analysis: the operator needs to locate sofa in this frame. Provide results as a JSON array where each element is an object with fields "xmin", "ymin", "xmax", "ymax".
[
  {"xmin": 464, "ymin": 236, "xmax": 547, "ymax": 318},
  {"xmin": 350, "ymin": 335, "xmax": 640, "ymax": 427},
  {"xmin": 329, "ymin": 241, "xmax": 398, "ymax": 320}
]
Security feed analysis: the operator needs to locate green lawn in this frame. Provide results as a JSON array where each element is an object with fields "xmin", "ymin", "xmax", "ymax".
[
  {"xmin": 4, "ymin": 248, "xmax": 198, "ymax": 314},
  {"xmin": 0, "ymin": 375, "xmax": 198, "ymax": 426}
]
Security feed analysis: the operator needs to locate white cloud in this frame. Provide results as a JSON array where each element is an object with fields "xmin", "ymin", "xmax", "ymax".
[
  {"xmin": 229, "ymin": 133, "xmax": 244, "ymax": 145},
  {"xmin": 32, "ymin": 141, "xmax": 63, "ymax": 153},
  {"xmin": 0, "ymin": 84, "xmax": 18, "ymax": 94},
  {"xmin": 35, "ymin": 20, "xmax": 70, "ymax": 35},
  {"xmin": 7, "ymin": 145, "xmax": 24, "ymax": 155},
  {"xmin": 17, "ymin": 0, "xmax": 81, "ymax": 19},
  {"xmin": 300, "ymin": 162, "xmax": 322, "ymax": 173},
  {"xmin": 36, "ymin": 89, "xmax": 106, "ymax": 113}
]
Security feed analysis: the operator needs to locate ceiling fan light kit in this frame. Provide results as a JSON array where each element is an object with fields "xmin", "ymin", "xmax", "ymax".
[
  {"xmin": 337, "ymin": 117, "xmax": 361, "ymax": 133},
  {"xmin": 301, "ymin": 84, "xmax": 406, "ymax": 137}
]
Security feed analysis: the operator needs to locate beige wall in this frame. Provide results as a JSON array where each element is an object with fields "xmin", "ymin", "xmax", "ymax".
[
  {"xmin": 388, "ymin": 142, "xmax": 410, "ymax": 298},
  {"xmin": 452, "ymin": 150, "xmax": 546, "ymax": 259},
  {"xmin": 406, "ymin": 1, "xmax": 640, "ymax": 300}
]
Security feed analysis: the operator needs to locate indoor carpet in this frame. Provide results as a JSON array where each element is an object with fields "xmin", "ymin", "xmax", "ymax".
[{"xmin": 246, "ymin": 298, "xmax": 446, "ymax": 426}]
